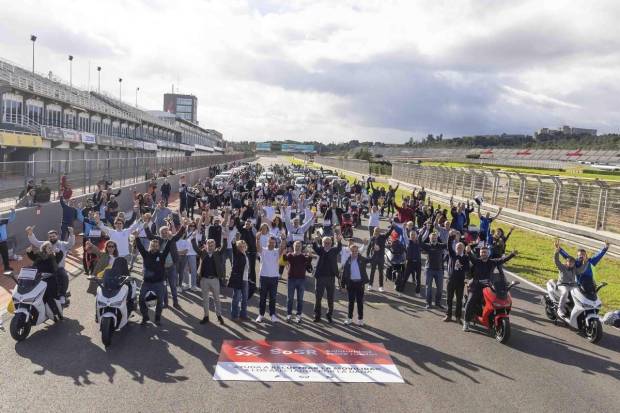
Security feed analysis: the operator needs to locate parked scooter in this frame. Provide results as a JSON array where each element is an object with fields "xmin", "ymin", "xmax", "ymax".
[
  {"xmin": 544, "ymin": 280, "xmax": 607, "ymax": 344},
  {"xmin": 466, "ymin": 279, "xmax": 519, "ymax": 343},
  {"xmin": 95, "ymin": 275, "xmax": 137, "ymax": 347},
  {"xmin": 9, "ymin": 268, "xmax": 63, "ymax": 342}
]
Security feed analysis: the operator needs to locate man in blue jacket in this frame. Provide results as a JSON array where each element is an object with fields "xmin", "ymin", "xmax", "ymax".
[
  {"xmin": 559, "ymin": 241, "xmax": 610, "ymax": 292},
  {"xmin": 0, "ymin": 208, "xmax": 16, "ymax": 274}
]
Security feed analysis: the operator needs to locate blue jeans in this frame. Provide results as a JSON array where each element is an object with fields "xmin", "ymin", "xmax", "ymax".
[
  {"xmin": 139, "ymin": 281, "xmax": 164, "ymax": 319},
  {"xmin": 231, "ymin": 281, "xmax": 248, "ymax": 319},
  {"xmin": 163, "ymin": 265, "xmax": 179, "ymax": 306},
  {"xmin": 425, "ymin": 268, "xmax": 444, "ymax": 305},
  {"xmin": 259, "ymin": 276, "xmax": 279, "ymax": 316},
  {"xmin": 287, "ymin": 278, "xmax": 305, "ymax": 315}
]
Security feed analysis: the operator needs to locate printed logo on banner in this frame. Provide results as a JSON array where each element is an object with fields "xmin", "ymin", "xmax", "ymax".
[
  {"xmin": 234, "ymin": 346, "xmax": 262, "ymax": 356},
  {"xmin": 61, "ymin": 129, "xmax": 81, "ymax": 143},
  {"xmin": 213, "ymin": 340, "xmax": 404, "ymax": 383}
]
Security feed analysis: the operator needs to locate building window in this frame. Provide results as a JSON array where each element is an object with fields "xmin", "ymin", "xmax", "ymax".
[
  {"xmin": 2, "ymin": 94, "xmax": 23, "ymax": 124},
  {"xmin": 90, "ymin": 116, "xmax": 101, "ymax": 134},
  {"xmin": 176, "ymin": 97, "xmax": 193, "ymax": 105},
  {"xmin": 26, "ymin": 101, "xmax": 43, "ymax": 126},
  {"xmin": 45, "ymin": 105, "xmax": 62, "ymax": 127},
  {"xmin": 64, "ymin": 111, "xmax": 75, "ymax": 129},
  {"xmin": 78, "ymin": 114, "xmax": 89, "ymax": 131}
]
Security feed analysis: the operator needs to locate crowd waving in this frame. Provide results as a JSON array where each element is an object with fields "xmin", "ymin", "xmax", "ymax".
[{"xmin": 5, "ymin": 160, "xmax": 612, "ymax": 344}]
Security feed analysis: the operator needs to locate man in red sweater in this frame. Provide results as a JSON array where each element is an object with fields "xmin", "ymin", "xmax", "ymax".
[
  {"xmin": 395, "ymin": 198, "xmax": 416, "ymax": 224},
  {"xmin": 284, "ymin": 240, "xmax": 313, "ymax": 323}
]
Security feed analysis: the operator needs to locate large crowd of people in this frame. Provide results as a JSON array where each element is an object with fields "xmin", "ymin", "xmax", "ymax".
[{"xmin": 6, "ymin": 160, "xmax": 612, "ymax": 331}]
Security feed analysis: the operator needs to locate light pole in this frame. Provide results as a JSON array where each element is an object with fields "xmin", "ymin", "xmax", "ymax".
[
  {"xmin": 30, "ymin": 35, "xmax": 37, "ymax": 74},
  {"xmin": 118, "ymin": 78, "xmax": 122, "ymax": 101},
  {"xmin": 135, "ymin": 87, "xmax": 140, "ymax": 107},
  {"xmin": 68, "ymin": 55, "xmax": 74, "ymax": 87},
  {"xmin": 97, "ymin": 66, "xmax": 101, "ymax": 93}
]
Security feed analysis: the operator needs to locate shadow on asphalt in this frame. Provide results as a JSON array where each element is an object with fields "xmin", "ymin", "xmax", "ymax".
[{"xmin": 510, "ymin": 324, "xmax": 620, "ymax": 380}]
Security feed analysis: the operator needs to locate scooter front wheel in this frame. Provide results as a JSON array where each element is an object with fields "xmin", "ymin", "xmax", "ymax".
[
  {"xmin": 585, "ymin": 319, "xmax": 603, "ymax": 344},
  {"xmin": 544, "ymin": 300, "xmax": 557, "ymax": 321},
  {"xmin": 10, "ymin": 313, "xmax": 31, "ymax": 342},
  {"xmin": 101, "ymin": 317, "xmax": 114, "ymax": 347},
  {"xmin": 495, "ymin": 318, "xmax": 511, "ymax": 344}
]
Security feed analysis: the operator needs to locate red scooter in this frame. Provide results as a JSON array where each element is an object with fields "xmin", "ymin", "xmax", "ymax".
[{"xmin": 468, "ymin": 279, "xmax": 519, "ymax": 343}]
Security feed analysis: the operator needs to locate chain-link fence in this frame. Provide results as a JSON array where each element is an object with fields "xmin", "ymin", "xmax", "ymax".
[
  {"xmin": 314, "ymin": 156, "xmax": 369, "ymax": 175},
  {"xmin": 0, "ymin": 153, "xmax": 245, "ymax": 212},
  {"xmin": 392, "ymin": 162, "xmax": 620, "ymax": 233}
]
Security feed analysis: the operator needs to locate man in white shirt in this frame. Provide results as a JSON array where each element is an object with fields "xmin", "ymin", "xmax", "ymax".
[
  {"xmin": 283, "ymin": 205, "xmax": 315, "ymax": 243},
  {"xmin": 367, "ymin": 205, "xmax": 381, "ymax": 238},
  {"xmin": 256, "ymin": 234, "xmax": 286, "ymax": 323},
  {"xmin": 98, "ymin": 216, "xmax": 143, "ymax": 259}
]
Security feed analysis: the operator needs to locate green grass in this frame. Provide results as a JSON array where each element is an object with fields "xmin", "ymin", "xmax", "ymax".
[
  {"xmin": 420, "ymin": 160, "xmax": 620, "ymax": 182},
  {"xmin": 293, "ymin": 156, "xmax": 620, "ymax": 311}
]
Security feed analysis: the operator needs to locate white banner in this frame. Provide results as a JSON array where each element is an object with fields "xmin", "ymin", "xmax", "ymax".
[
  {"xmin": 213, "ymin": 362, "xmax": 404, "ymax": 383},
  {"xmin": 213, "ymin": 340, "xmax": 404, "ymax": 383}
]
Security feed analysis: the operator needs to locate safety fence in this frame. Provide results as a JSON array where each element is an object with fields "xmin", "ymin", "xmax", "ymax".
[
  {"xmin": 314, "ymin": 156, "xmax": 369, "ymax": 175},
  {"xmin": 0, "ymin": 153, "xmax": 245, "ymax": 212},
  {"xmin": 392, "ymin": 162, "xmax": 620, "ymax": 233}
]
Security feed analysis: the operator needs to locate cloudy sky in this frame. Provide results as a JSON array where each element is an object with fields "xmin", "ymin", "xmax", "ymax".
[{"xmin": 0, "ymin": 0, "xmax": 619, "ymax": 142}]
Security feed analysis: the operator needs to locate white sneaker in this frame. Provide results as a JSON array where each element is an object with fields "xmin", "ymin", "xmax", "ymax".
[
  {"xmin": 60, "ymin": 296, "xmax": 66, "ymax": 305},
  {"xmin": 462, "ymin": 322, "xmax": 470, "ymax": 332},
  {"xmin": 344, "ymin": 318, "xmax": 353, "ymax": 325},
  {"xmin": 378, "ymin": 287, "xmax": 384, "ymax": 292},
  {"xmin": 367, "ymin": 285, "xmax": 373, "ymax": 291},
  {"xmin": 178, "ymin": 285, "xmax": 185, "ymax": 292},
  {"xmin": 296, "ymin": 315, "xmax": 302, "ymax": 323},
  {"xmin": 271, "ymin": 314, "xmax": 278, "ymax": 323},
  {"xmin": 256, "ymin": 315, "xmax": 263, "ymax": 323},
  {"xmin": 356, "ymin": 319, "xmax": 364, "ymax": 326},
  {"xmin": 286, "ymin": 315, "xmax": 292, "ymax": 322}
]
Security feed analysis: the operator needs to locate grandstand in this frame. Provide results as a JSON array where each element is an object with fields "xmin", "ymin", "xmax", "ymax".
[
  {"xmin": 367, "ymin": 146, "xmax": 620, "ymax": 166},
  {"xmin": 0, "ymin": 56, "xmax": 225, "ymax": 158}
]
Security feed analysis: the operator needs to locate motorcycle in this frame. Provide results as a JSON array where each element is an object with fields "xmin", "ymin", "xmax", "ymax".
[
  {"xmin": 466, "ymin": 279, "xmax": 519, "ymax": 344},
  {"xmin": 350, "ymin": 204, "xmax": 361, "ymax": 228},
  {"xmin": 9, "ymin": 268, "xmax": 63, "ymax": 342},
  {"xmin": 340, "ymin": 212, "xmax": 354, "ymax": 239},
  {"xmin": 543, "ymin": 280, "xmax": 607, "ymax": 344},
  {"xmin": 95, "ymin": 275, "xmax": 137, "ymax": 347}
]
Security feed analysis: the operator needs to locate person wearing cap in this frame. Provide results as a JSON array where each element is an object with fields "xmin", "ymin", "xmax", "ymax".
[{"xmin": 26, "ymin": 224, "xmax": 75, "ymax": 305}]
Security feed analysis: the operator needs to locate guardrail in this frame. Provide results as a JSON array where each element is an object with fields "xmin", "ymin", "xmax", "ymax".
[{"xmin": 0, "ymin": 153, "xmax": 245, "ymax": 212}]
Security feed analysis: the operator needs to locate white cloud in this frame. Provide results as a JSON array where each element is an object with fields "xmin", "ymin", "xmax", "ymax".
[{"xmin": 0, "ymin": 0, "xmax": 619, "ymax": 141}]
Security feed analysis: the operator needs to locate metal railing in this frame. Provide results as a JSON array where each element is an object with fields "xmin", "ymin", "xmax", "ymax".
[
  {"xmin": 314, "ymin": 156, "xmax": 370, "ymax": 175},
  {"xmin": 0, "ymin": 153, "xmax": 245, "ymax": 212},
  {"xmin": 392, "ymin": 162, "xmax": 620, "ymax": 233}
]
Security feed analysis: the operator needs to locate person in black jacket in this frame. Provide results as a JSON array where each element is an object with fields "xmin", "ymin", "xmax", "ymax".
[
  {"xmin": 191, "ymin": 237, "xmax": 225, "ymax": 325},
  {"xmin": 145, "ymin": 221, "xmax": 184, "ymax": 310},
  {"xmin": 342, "ymin": 241, "xmax": 369, "ymax": 325},
  {"xmin": 160, "ymin": 179, "xmax": 171, "ymax": 207},
  {"xmin": 463, "ymin": 246, "xmax": 517, "ymax": 331},
  {"xmin": 134, "ymin": 226, "xmax": 184, "ymax": 325},
  {"xmin": 367, "ymin": 227, "xmax": 389, "ymax": 292},
  {"xmin": 228, "ymin": 236, "xmax": 250, "ymax": 320},
  {"xmin": 420, "ymin": 232, "xmax": 447, "ymax": 309},
  {"xmin": 25, "ymin": 243, "xmax": 64, "ymax": 316},
  {"xmin": 444, "ymin": 231, "xmax": 469, "ymax": 323},
  {"xmin": 397, "ymin": 228, "xmax": 422, "ymax": 296},
  {"xmin": 235, "ymin": 216, "xmax": 260, "ymax": 299},
  {"xmin": 312, "ymin": 233, "xmax": 343, "ymax": 323}
]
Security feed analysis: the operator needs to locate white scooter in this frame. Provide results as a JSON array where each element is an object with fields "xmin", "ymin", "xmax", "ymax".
[
  {"xmin": 95, "ymin": 276, "xmax": 137, "ymax": 347},
  {"xmin": 544, "ymin": 280, "xmax": 607, "ymax": 344},
  {"xmin": 10, "ymin": 268, "xmax": 63, "ymax": 342}
]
